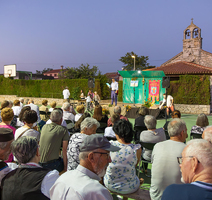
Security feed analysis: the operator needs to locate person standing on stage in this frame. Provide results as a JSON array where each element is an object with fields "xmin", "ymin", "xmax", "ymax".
[
  {"xmin": 110, "ymin": 79, "xmax": 118, "ymax": 106},
  {"xmin": 63, "ymin": 86, "xmax": 70, "ymax": 102}
]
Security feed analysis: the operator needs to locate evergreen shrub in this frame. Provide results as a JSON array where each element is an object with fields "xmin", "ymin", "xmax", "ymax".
[{"xmin": 167, "ymin": 75, "xmax": 210, "ymax": 105}]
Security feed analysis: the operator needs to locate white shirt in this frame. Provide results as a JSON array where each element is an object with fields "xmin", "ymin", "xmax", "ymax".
[
  {"xmin": 12, "ymin": 106, "xmax": 22, "ymax": 116},
  {"xmin": 75, "ymin": 113, "xmax": 83, "ymax": 122},
  {"xmin": 86, "ymin": 96, "xmax": 91, "ymax": 102},
  {"xmin": 15, "ymin": 127, "xmax": 40, "ymax": 141},
  {"xmin": 63, "ymin": 111, "xmax": 75, "ymax": 122},
  {"xmin": 46, "ymin": 119, "xmax": 67, "ymax": 127},
  {"xmin": 167, "ymin": 95, "xmax": 173, "ymax": 107},
  {"xmin": 104, "ymin": 127, "xmax": 116, "ymax": 138},
  {"xmin": 20, "ymin": 102, "xmax": 23, "ymax": 108},
  {"xmin": 50, "ymin": 165, "xmax": 113, "ymax": 200},
  {"xmin": 63, "ymin": 89, "xmax": 70, "ymax": 99},
  {"xmin": 111, "ymin": 81, "xmax": 118, "ymax": 91}
]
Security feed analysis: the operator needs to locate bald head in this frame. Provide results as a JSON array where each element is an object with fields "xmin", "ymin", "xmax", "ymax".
[{"xmin": 202, "ymin": 126, "xmax": 212, "ymax": 143}]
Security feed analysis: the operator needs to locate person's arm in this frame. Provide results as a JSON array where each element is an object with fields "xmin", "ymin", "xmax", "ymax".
[
  {"xmin": 136, "ymin": 147, "xmax": 142, "ymax": 166},
  {"xmin": 62, "ymin": 140, "xmax": 68, "ymax": 171}
]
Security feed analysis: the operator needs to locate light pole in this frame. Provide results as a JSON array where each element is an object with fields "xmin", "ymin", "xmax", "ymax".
[{"xmin": 131, "ymin": 55, "xmax": 135, "ymax": 71}]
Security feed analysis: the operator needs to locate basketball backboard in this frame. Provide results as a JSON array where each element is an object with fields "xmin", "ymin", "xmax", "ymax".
[{"xmin": 4, "ymin": 65, "xmax": 16, "ymax": 78}]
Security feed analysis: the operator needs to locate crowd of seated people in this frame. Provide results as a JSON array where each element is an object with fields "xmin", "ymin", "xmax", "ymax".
[{"xmin": 1, "ymin": 97, "xmax": 212, "ymax": 200}]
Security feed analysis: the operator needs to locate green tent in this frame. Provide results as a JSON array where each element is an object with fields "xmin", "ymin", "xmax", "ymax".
[{"xmin": 118, "ymin": 70, "xmax": 166, "ymax": 105}]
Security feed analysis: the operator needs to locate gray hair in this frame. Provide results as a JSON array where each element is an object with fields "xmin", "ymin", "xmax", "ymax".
[
  {"xmin": 0, "ymin": 142, "xmax": 8, "ymax": 149},
  {"xmin": 79, "ymin": 151, "xmax": 91, "ymax": 160},
  {"xmin": 50, "ymin": 110, "xmax": 63, "ymax": 123},
  {"xmin": 80, "ymin": 117, "xmax": 100, "ymax": 131},
  {"xmin": 144, "ymin": 115, "xmax": 156, "ymax": 129},
  {"xmin": 202, "ymin": 126, "xmax": 212, "ymax": 143},
  {"xmin": 186, "ymin": 139, "xmax": 212, "ymax": 168},
  {"xmin": 8, "ymin": 101, "xmax": 13, "ymax": 106},
  {"xmin": 11, "ymin": 136, "xmax": 38, "ymax": 164},
  {"xmin": 138, "ymin": 106, "xmax": 149, "ymax": 116},
  {"xmin": 62, "ymin": 102, "xmax": 70, "ymax": 111},
  {"xmin": 196, "ymin": 113, "xmax": 209, "ymax": 127},
  {"xmin": 114, "ymin": 106, "xmax": 121, "ymax": 114},
  {"xmin": 168, "ymin": 118, "xmax": 186, "ymax": 137}
]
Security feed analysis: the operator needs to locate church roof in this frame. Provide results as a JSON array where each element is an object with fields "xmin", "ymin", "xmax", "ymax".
[{"xmin": 147, "ymin": 61, "xmax": 212, "ymax": 75}]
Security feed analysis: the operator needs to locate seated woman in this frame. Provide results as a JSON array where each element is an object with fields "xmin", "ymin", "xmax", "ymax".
[
  {"xmin": 104, "ymin": 113, "xmax": 120, "ymax": 140},
  {"xmin": 104, "ymin": 119, "xmax": 142, "ymax": 194},
  {"xmin": 80, "ymin": 90, "xmax": 85, "ymax": 99},
  {"xmin": 134, "ymin": 106, "xmax": 149, "ymax": 142},
  {"xmin": 15, "ymin": 110, "xmax": 40, "ymax": 142},
  {"xmin": 74, "ymin": 112, "xmax": 91, "ymax": 133},
  {"xmin": 191, "ymin": 113, "xmax": 209, "ymax": 134},
  {"xmin": 0, "ymin": 108, "xmax": 16, "ymax": 162},
  {"xmin": 163, "ymin": 110, "xmax": 181, "ymax": 133},
  {"xmin": 67, "ymin": 117, "xmax": 100, "ymax": 171},
  {"xmin": 1, "ymin": 136, "xmax": 59, "ymax": 199},
  {"xmin": 140, "ymin": 115, "xmax": 166, "ymax": 162},
  {"xmin": 16, "ymin": 106, "xmax": 31, "ymax": 127},
  {"xmin": 93, "ymin": 105, "xmax": 108, "ymax": 132},
  {"xmin": 39, "ymin": 99, "xmax": 49, "ymax": 122},
  {"xmin": 49, "ymin": 101, "xmax": 57, "ymax": 112},
  {"xmin": 75, "ymin": 105, "xmax": 85, "ymax": 122},
  {"xmin": 12, "ymin": 100, "xmax": 22, "ymax": 117},
  {"xmin": 0, "ymin": 100, "xmax": 17, "ymax": 128}
]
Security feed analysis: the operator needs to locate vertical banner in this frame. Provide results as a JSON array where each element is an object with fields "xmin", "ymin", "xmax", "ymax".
[{"xmin": 148, "ymin": 80, "xmax": 160, "ymax": 103}]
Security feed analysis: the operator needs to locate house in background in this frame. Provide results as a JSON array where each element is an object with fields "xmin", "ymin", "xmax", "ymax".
[
  {"xmin": 43, "ymin": 66, "xmax": 65, "ymax": 79},
  {"xmin": 105, "ymin": 72, "xmax": 122, "ymax": 81}
]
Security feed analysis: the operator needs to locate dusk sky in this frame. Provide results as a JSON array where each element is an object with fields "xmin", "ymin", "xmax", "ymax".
[{"xmin": 0, "ymin": 1, "xmax": 212, "ymax": 75}]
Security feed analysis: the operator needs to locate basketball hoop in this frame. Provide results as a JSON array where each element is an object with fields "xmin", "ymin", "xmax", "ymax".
[{"xmin": 4, "ymin": 65, "xmax": 16, "ymax": 78}]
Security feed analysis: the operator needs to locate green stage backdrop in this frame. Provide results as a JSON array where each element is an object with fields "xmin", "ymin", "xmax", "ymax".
[{"xmin": 118, "ymin": 71, "xmax": 166, "ymax": 105}]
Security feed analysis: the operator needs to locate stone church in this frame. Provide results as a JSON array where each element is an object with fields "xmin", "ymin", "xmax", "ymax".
[
  {"xmin": 148, "ymin": 19, "xmax": 212, "ymax": 113},
  {"xmin": 149, "ymin": 19, "xmax": 212, "ymax": 80}
]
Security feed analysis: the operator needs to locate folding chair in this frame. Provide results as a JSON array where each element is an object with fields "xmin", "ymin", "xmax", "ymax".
[
  {"xmin": 138, "ymin": 142, "xmax": 156, "ymax": 177},
  {"xmin": 65, "ymin": 120, "xmax": 75, "ymax": 134},
  {"xmin": 190, "ymin": 132, "xmax": 202, "ymax": 139},
  {"xmin": 134, "ymin": 126, "xmax": 147, "ymax": 143}
]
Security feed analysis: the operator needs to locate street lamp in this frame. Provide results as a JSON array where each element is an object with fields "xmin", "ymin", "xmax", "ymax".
[{"xmin": 131, "ymin": 55, "xmax": 135, "ymax": 71}]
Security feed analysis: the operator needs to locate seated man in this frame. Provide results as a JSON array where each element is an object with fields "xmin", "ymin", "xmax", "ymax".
[
  {"xmin": 162, "ymin": 139, "xmax": 212, "ymax": 200},
  {"xmin": 19, "ymin": 98, "xmax": 24, "ymax": 108},
  {"xmin": 26, "ymin": 99, "xmax": 41, "ymax": 122},
  {"xmin": 202, "ymin": 125, "xmax": 212, "ymax": 142},
  {"xmin": 1, "ymin": 136, "xmax": 59, "ymax": 199},
  {"xmin": 62, "ymin": 102, "xmax": 75, "ymax": 122},
  {"xmin": 140, "ymin": 115, "xmax": 166, "ymax": 162},
  {"xmin": 39, "ymin": 110, "xmax": 69, "ymax": 172},
  {"xmin": 150, "ymin": 118, "xmax": 187, "ymax": 200},
  {"xmin": 50, "ymin": 134, "xmax": 120, "ymax": 200},
  {"xmin": 107, "ymin": 106, "xmax": 128, "ymax": 127}
]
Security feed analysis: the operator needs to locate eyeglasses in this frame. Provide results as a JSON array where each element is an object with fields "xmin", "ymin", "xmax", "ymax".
[
  {"xmin": 93, "ymin": 152, "xmax": 110, "ymax": 159},
  {"xmin": 177, "ymin": 156, "xmax": 200, "ymax": 164}
]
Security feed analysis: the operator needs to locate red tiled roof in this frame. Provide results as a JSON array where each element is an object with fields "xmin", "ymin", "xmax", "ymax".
[
  {"xmin": 43, "ymin": 69, "xmax": 62, "ymax": 74},
  {"xmin": 147, "ymin": 61, "xmax": 212, "ymax": 75}
]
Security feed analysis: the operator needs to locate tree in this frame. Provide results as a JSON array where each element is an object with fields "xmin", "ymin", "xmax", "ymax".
[
  {"xmin": 36, "ymin": 68, "xmax": 53, "ymax": 75},
  {"xmin": 59, "ymin": 64, "xmax": 98, "ymax": 79},
  {"xmin": 119, "ymin": 51, "xmax": 155, "ymax": 71}
]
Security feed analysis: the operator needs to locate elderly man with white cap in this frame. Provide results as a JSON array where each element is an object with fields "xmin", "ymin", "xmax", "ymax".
[{"xmin": 50, "ymin": 134, "xmax": 120, "ymax": 200}]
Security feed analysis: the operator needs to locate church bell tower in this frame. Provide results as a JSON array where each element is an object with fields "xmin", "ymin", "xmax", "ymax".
[{"xmin": 183, "ymin": 19, "xmax": 202, "ymax": 63}]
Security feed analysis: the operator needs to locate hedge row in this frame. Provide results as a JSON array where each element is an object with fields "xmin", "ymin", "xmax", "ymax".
[
  {"xmin": 118, "ymin": 81, "xmax": 123, "ymax": 101},
  {"xmin": 167, "ymin": 75, "xmax": 210, "ymax": 105},
  {"xmin": 0, "ymin": 76, "xmax": 101, "ymax": 100}
]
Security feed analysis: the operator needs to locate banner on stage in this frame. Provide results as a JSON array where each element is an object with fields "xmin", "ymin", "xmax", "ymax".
[
  {"xmin": 130, "ymin": 80, "xmax": 138, "ymax": 87},
  {"xmin": 148, "ymin": 80, "xmax": 160, "ymax": 103}
]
